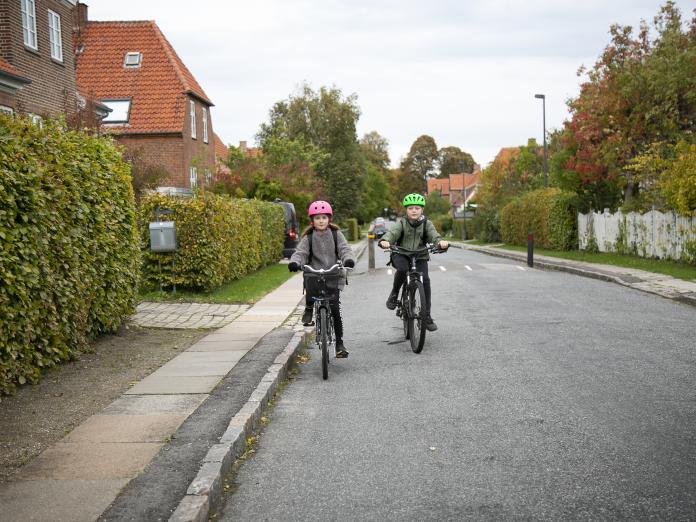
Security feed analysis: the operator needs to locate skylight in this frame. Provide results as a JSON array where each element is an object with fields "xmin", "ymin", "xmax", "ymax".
[
  {"xmin": 102, "ymin": 100, "xmax": 131, "ymax": 124},
  {"xmin": 124, "ymin": 52, "xmax": 141, "ymax": 68}
]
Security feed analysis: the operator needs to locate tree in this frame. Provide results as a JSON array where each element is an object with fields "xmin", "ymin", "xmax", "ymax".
[
  {"xmin": 562, "ymin": 1, "xmax": 696, "ymax": 209},
  {"xmin": 438, "ymin": 146, "xmax": 475, "ymax": 177},
  {"xmin": 257, "ymin": 84, "xmax": 365, "ymax": 218},
  {"xmin": 360, "ymin": 131, "xmax": 391, "ymax": 170},
  {"xmin": 425, "ymin": 190, "xmax": 451, "ymax": 216},
  {"xmin": 399, "ymin": 135, "xmax": 438, "ymax": 193}
]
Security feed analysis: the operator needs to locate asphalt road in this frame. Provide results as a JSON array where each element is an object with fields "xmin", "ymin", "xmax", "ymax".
[{"xmin": 214, "ymin": 247, "xmax": 696, "ymax": 521}]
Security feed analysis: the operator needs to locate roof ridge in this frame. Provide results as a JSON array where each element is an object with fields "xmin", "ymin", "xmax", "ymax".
[
  {"xmin": 86, "ymin": 20, "xmax": 155, "ymax": 24},
  {"xmin": 149, "ymin": 21, "xmax": 211, "ymax": 105}
]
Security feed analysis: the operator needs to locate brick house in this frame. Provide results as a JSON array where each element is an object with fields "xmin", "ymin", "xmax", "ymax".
[
  {"xmin": 426, "ymin": 165, "xmax": 481, "ymax": 216},
  {"xmin": 74, "ymin": 6, "xmax": 216, "ymax": 192},
  {"xmin": 0, "ymin": 0, "xmax": 79, "ymax": 119}
]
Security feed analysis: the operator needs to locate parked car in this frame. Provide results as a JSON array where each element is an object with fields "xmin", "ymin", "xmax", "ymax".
[{"xmin": 273, "ymin": 199, "xmax": 299, "ymax": 258}]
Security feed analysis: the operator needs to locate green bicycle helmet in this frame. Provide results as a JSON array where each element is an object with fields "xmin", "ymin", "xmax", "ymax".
[{"xmin": 402, "ymin": 193, "xmax": 426, "ymax": 207}]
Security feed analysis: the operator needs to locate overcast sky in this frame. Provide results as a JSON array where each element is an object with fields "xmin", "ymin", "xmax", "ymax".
[{"xmin": 89, "ymin": 0, "xmax": 694, "ymax": 168}]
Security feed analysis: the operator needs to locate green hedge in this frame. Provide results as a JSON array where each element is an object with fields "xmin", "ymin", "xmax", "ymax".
[
  {"xmin": 472, "ymin": 208, "xmax": 501, "ymax": 243},
  {"xmin": 500, "ymin": 188, "xmax": 578, "ymax": 249},
  {"xmin": 139, "ymin": 193, "xmax": 284, "ymax": 291},
  {"xmin": 0, "ymin": 116, "xmax": 139, "ymax": 395},
  {"xmin": 345, "ymin": 218, "xmax": 360, "ymax": 241},
  {"xmin": 431, "ymin": 214, "xmax": 453, "ymax": 235}
]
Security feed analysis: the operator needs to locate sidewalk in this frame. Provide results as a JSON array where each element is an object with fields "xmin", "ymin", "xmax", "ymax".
[
  {"xmin": 0, "ymin": 274, "xmax": 306, "ymax": 522},
  {"xmin": 465, "ymin": 244, "xmax": 696, "ymax": 307}
]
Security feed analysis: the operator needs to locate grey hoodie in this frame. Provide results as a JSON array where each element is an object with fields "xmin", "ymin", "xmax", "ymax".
[{"xmin": 290, "ymin": 227, "xmax": 355, "ymax": 289}]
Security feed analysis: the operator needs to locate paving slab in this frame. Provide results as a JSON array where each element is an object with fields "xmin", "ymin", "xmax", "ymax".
[
  {"xmin": 125, "ymin": 375, "xmax": 222, "ymax": 395},
  {"xmin": 186, "ymin": 340, "xmax": 254, "ymax": 352},
  {"xmin": 21, "ymin": 442, "xmax": 163, "ymax": 480},
  {"xmin": 101, "ymin": 394, "xmax": 208, "ymax": 416},
  {"xmin": 234, "ymin": 314, "xmax": 289, "ymax": 323},
  {"xmin": 155, "ymin": 360, "xmax": 238, "ymax": 377},
  {"xmin": 175, "ymin": 351, "xmax": 249, "ymax": 363},
  {"xmin": 64, "ymin": 414, "xmax": 187, "ymax": 443},
  {"xmin": 0, "ymin": 479, "xmax": 129, "ymax": 522}
]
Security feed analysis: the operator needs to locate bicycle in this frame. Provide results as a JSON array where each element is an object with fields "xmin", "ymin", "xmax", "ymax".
[
  {"xmin": 302, "ymin": 263, "xmax": 349, "ymax": 380},
  {"xmin": 386, "ymin": 244, "xmax": 447, "ymax": 354}
]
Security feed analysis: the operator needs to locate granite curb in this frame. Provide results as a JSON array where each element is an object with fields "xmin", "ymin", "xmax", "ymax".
[
  {"xmin": 465, "ymin": 244, "xmax": 696, "ymax": 308},
  {"xmin": 168, "ymin": 330, "xmax": 309, "ymax": 522}
]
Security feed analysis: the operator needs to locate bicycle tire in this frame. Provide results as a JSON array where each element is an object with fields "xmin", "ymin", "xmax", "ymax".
[
  {"xmin": 400, "ymin": 286, "xmax": 410, "ymax": 340},
  {"xmin": 319, "ymin": 307, "xmax": 329, "ymax": 380},
  {"xmin": 408, "ymin": 280, "xmax": 427, "ymax": 353}
]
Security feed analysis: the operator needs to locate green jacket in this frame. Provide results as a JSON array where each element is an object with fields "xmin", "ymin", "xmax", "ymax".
[{"xmin": 381, "ymin": 216, "xmax": 441, "ymax": 260}]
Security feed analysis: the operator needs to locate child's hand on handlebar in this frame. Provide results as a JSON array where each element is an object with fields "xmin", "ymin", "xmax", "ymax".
[
  {"xmin": 438, "ymin": 240, "xmax": 449, "ymax": 250},
  {"xmin": 379, "ymin": 240, "xmax": 390, "ymax": 249}
]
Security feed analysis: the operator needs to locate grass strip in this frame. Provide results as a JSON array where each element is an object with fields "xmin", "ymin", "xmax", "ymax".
[{"xmin": 140, "ymin": 263, "xmax": 296, "ymax": 304}]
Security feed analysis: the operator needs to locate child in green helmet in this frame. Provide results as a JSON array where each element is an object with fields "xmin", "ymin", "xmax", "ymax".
[{"xmin": 378, "ymin": 193, "xmax": 449, "ymax": 331}]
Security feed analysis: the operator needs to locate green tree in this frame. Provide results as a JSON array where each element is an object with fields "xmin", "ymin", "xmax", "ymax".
[
  {"xmin": 400, "ymin": 135, "xmax": 438, "ymax": 193},
  {"xmin": 438, "ymin": 146, "xmax": 475, "ymax": 177},
  {"xmin": 257, "ymin": 84, "xmax": 365, "ymax": 218},
  {"xmin": 425, "ymin": 190, "xmax": 451, "ymax": 216},
  {"xmin": 360, "ymin": 131, "xmax": 391, "ymax": 170}
]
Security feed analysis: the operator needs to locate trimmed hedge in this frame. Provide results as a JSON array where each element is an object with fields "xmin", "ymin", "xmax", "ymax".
[
  {"xmin": 472, "ymin": 208, "xmax": 501, "ymax": 243},
  {"xmin": 345, "ymin": 218, "xmax": 360, "ymax": 241},
  {"xmin": 431, "ymin": 214, "xmax": 453, "ymax": 235},
  {"xmin": 499, "ymin": 188, "xmax": 578, "ymax": 249},
  {"xmin": 139, "ymin": 193, "xmax": 284, "ymax": 291},
  {"xmin": 0, "ymin": 116, "xmax": 139, "ymax": 395}
]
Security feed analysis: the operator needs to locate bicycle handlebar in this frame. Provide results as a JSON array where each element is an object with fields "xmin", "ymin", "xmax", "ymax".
[
  {"xmin": 384, "ymin": 244, "xmax": 448, "ymax": 256},
  {"xmin": 301, "ymin": 263, "xmax": 354, "ymax": 275}
]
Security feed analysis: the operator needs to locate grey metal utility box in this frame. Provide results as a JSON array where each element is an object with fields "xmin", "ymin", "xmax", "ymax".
[{"xmin": 149, "ymin": 221, "xmax": 177, "ymax": 252}]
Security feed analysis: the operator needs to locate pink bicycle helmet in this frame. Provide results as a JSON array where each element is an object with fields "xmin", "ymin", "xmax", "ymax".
[{"xmin": 308, "ymin": 200, "xmax": 333, "ymax": 217}]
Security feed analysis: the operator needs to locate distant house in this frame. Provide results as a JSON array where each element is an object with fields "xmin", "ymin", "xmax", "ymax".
[
  {"xmin": 426, "ymin": 165, "xmax": 481, "ymax": 216},
  {"xmin": 238, "ymin": 140, "xmax": 262, "ymax": 158},
  {"xmin": 0, "ymin": 0, "xmax": 79, "ymax": 120},
  {"xmin": 74, "ymin": 6, "xmax": 216, "ymax": 193}
]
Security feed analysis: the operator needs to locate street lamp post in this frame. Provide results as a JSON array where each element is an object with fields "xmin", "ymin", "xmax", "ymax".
[{"xmin": 534, "ymin": 94, "xmax": 548, "ymax": 188}]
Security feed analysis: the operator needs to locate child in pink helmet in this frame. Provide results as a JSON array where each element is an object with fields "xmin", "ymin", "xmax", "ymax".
[{"xmin": 288, "ymin": 201, "xmax": 356, "ymax": 358}]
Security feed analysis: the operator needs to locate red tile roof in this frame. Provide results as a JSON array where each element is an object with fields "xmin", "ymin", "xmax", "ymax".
[
  {"xmin": 75, "ymin": 21, "xmax": 212, "ymax": 134},
  {"xmin": 213, "ymin": 133, "xmax": 228, "ymax": 160},
  {"xmin": 427, "ymin": 178, "xmax": 450, "ymax": 196},
  {"xmin": 0, "ymin": 57, "xmax": 20, "ymax": 76}
]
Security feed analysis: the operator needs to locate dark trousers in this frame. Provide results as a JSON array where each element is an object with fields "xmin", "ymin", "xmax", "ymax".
[
  {"xmin": 305, "ymin": 294, "xmax": 343, "ymax": 342},
  {"xmin": 390, "ymin": 254, "xmax": 431, "ymax": 314}
]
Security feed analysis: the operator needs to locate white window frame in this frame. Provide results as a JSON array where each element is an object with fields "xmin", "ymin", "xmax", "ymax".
[
  {"xmin": 189, "ymin": 166, "xmax": 198, "ymax": 188},
  {"xmin": 21, "ymin": 0, "xmax": 38, "ymax": 50},
  {"xmin": 124, "ymin": 52, "xmax": 141, "ymax": 68},
  {"xmin": 202, "ymin": 107, "xmax": 208, "ymax": 143},
  {"xmin": 204, "ymin": 169, "xmax": 212, "ymax": 185},
  {"xmin": 47, "ymin": 10, "xmax": 63, "ymax": 62},
  {"xmin": 29, "ymin": 113, "xmax": 42, "ymax": 127},
  {"xmin": 190, "ymin": 100, "xmax": 196, "ymax": 139},
  {"xmin": 0, "ymin": 105, "xmax": 13, "ymax": 116}
]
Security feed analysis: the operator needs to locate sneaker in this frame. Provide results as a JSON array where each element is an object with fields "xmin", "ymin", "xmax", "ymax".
[
  {"xmin": 335, "ymin": 341, "xmax": 349, "ymax": 358},
  {"xmin": 386, "ymin": 292, "xmax": 398, "ymax": 310},
  {"xmin": 425, "ymin": 316, "xmax": 438, "ymax": 332},
  {"xmin": 302, "ymin": 308, "xmax": 314, "ymax": 326}
]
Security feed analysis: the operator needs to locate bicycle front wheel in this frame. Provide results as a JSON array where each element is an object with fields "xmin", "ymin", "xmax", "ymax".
[
  {"xmin": 319, "ymin": 307, "xmax": 329, "ymax": 380},
  {"xmin": 400, "ymin": 286, "xmax": 410, "ymax": 340},
  {"xmin": 408, "ymin": 280, "xmax": 427, "ymax": 353}
]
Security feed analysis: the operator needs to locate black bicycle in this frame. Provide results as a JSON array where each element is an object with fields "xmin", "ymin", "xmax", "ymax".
[
  {"xmin": 302, "ymin": 263, "xmax": 348, "ymax": 380},
  {"xmin": 387, "ymin": 245, "xmax": 447, "ymax": 353}
]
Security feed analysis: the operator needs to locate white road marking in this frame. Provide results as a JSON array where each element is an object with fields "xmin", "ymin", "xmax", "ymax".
[
  {"xmin": 465, "ymin": 265, "xmax": 472, "ymax": 271},
  {"xmin": 439, "ymin": 266, "xmax": 447, "ymax": 272},
  {"xmin": 387, "ymin": 269, "xmax": 393, "ymax": 276},
  {"xmin": 517, "ymin": 266, "xmax": 526, "ymax": 271}
]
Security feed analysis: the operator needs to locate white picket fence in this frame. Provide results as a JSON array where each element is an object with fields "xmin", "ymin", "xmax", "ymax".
[{"xmin": 578, "ymin": 210, "xmax": 696, "ymax": 261}]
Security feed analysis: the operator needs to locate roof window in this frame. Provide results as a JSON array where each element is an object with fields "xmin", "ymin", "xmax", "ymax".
[
  {"xmin": 124, "ymin": 52, "xmax": 142, "ymax": 68},
  {"xmin": 102, "ymin": 99, "xmax": 131, "ymax": 124}
]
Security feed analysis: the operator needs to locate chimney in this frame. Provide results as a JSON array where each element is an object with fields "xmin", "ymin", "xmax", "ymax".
[
  {"xmin": 239, "ymin": 140, "xmax": 247, "ymax": 151},
  {"xmin": 76, "ymin": 2, "xmax": 89, "ymax": 32}
]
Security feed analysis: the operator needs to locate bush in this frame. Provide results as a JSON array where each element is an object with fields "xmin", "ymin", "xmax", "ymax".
[
  {"xmin": 472, "ymin": 208, "xmax": 501, "ymax": 242},
  {"xmin": 500, "ymin": 188, "xmax": 577, "ymax": 249},
  {"xmin": 451, "ymin": 218, "xmax": 474, "ymax": 240},
  {"xmin": 0, "ymin": 116, "xmax": 139, "ymax": 395},
  {"xmin": 345, "ymin": 218, "xmax": 360, "ymax": 241},
  {"xmin": 431, "ymin": 214, "xmax": 453, "ymax": 234},
  {"xmin": 139, "ymin": 193, "xmax": 284, "ymax": 291}
]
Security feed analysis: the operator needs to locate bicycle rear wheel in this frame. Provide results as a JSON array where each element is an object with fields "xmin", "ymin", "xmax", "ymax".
[
  {"xmin": 319, "ymin": 307, "xmax": 329, "ymax": 380},
  {"xmin": 408, "ymin": 280, "xmax": 427, "ymax": 353},
  {"xmin": 400, "ymin": 286, "xmax": 410, "ymax": 340}
]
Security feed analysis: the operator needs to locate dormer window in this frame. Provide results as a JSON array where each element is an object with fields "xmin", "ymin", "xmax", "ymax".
[{"xmin": 124, "ymin": 52, "xmax": 142, "ymax": 68}]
